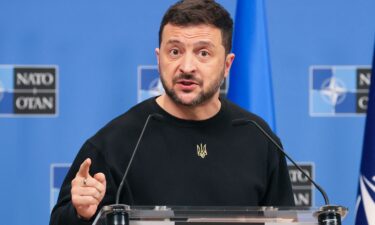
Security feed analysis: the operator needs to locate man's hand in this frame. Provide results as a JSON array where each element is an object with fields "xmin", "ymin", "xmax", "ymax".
[{"xmin": 71, "ymin": 158, "xmax": 106, "ymax": 220}]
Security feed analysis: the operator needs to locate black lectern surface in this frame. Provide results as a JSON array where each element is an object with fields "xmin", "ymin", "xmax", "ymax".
[{"xmin": 92, "ymin": 205, "xmax": 348, "ymax": 225}]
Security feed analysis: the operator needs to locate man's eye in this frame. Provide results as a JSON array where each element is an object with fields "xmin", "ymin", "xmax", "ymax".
[
  {"xmin": 199, "ymin": 50, "xmax": 209, "ymax": 57},
  {"xmin": 170, "ymin": 49, "xmax": 179, "ymax": 56}
]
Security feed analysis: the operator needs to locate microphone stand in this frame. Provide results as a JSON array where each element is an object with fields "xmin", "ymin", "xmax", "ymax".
[
  {"xmin": 232, "ymin": 119, "xmax": 348, "ymax": 225},
  {"xmin": 106, "ymin": 114, "xmax": 163, "ymax": 225}
]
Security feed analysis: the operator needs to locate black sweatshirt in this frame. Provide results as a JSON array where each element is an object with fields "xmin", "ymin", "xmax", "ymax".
[{"xmin": 50, "ymin": 97, "xmax": 294, "ymax": 225}]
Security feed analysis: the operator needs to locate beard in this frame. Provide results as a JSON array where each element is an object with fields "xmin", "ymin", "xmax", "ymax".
[{"xmin": 159, "ymin": 68, "xmax": 225, "ymax": 106}]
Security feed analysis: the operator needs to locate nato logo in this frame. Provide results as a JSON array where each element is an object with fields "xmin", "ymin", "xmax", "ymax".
[
  {"xmin": 50, "ymin": 164, "xmax": 70, "ymax": 210},
  {"xmin": 310, "ymin": 66, "xmax": 371, "ymax": 116},
  {"xmin": 137, "ymin": 65, "xmax": 229, "ymax": 103},
  {"xmin": 138, "ymin": 66, "xmax": 164, "ymax": 103},
  {"xmin": 0, "ymin": 65, "xmax": 58, "ymax": 117},
  {"xmin": 288, "ymin": 163, "xmax": 314, "ymax": 206}
]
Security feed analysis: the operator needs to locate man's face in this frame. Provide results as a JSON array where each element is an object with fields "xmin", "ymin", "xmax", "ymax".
[{"xmin": 156, "ymin": 23, "xmax": 234, "ymax": 106}]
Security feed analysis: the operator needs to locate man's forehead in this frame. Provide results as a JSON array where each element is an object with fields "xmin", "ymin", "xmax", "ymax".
[{"xmin": 162, "ymin": 23, "xmax": 222, "ymax": 44}]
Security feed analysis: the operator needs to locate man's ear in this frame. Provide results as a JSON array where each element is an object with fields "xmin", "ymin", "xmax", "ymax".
[
  {"xmin": 155, "ymin": 48, "xmax": 160, "ymax": 67},
  {"xmin": 155, "ymin": 48, "xmax": 161, "ymax": 73},
  {"xmin": 224, "ymin": 53, "xmax": 235, "ymax": 78}
]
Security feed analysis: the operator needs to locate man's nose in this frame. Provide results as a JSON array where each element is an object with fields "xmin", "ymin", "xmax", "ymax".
[{"xmin": 179, "ymin": 53, "xmax": 196, "ymax": 74}]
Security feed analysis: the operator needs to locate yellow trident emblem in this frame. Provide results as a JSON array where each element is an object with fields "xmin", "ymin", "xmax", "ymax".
[{"xmin": 197, "ymin": 143, "xmax": 207, "ymax": 159}]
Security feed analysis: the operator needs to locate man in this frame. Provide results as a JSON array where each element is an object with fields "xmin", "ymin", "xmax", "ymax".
[{"xmin": 50, "ymin": 0, "xmax": 294, "ymax": 224}]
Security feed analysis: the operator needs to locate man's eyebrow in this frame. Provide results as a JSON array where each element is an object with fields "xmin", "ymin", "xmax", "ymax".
[
  {"xmin": 193, "ymin": 41, "xmax": 216, "ymax": 48},
  {"xmin": 165, "ymin": 39, "xmax": 216, "ymax": 48},
  {"xmin": 165, "ymin": 39, "xmax": 182, "ymax": 45}
]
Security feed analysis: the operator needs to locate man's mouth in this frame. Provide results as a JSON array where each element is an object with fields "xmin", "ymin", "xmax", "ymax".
[
  {"xmin": 175, "ymin": 79, "xmax": 199, "ymax": 91},
  {"xmin": 177, "ymin": 79, "xmax": 198, "ymax": 86}
]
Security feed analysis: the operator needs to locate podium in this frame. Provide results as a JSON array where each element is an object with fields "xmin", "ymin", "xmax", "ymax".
[{"xmin": 92, "ymin": 205, "xmax": 348, "ymax": 225}]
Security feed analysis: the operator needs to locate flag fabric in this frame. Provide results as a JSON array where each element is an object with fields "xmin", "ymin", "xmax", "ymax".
[
  {"xmin": 355, "ymin": 43, "xmax": 375, "ymax": 225},
  {"xmin": 227, "ymin": 0, "xmax": 276, "ymax": 131}
]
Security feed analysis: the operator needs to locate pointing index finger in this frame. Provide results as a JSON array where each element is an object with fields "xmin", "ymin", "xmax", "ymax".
[{"xmin": 77, "ymin": 158, "xmax": 91, "ymax": 178}]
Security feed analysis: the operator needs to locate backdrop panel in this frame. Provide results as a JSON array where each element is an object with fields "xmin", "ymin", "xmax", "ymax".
[{"xmin": 0, "ymin": 1, "xmax": 374, "ymax": 225}]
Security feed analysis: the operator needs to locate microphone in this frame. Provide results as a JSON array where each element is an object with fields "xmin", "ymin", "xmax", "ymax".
[
  {"xmin": 107, "ymin": 113, "xmax": 163, "ymax": 225},
  {"xmin": 232, "ymin": 118, "xmax": 329, "ymax": 205},
  {"xmin": 116, "ymin": 113, "xmax": 164, "ymax": 204},
  {"xmin": 232, "ymin": 118, "xmax": 347, "ymax": 225}
]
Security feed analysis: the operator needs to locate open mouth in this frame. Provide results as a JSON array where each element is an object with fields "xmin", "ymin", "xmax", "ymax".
[
  {"xmin": 178, "ymin": 79, "xmax": 198, "ymax": 86},
  {"xmin": 175, "ymin": 79, "xmax": 199, "ymax": 91}
]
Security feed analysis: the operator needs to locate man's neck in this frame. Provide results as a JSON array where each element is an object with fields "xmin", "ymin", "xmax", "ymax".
[{"xmin": 156, "ymin": 94, "xmax": 221, "ymax": 121}]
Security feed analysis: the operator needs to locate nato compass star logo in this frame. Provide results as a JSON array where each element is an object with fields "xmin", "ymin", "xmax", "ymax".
[
  {"xmin": 320, "ymin": 77, "xmax": 347, "ymax": 106},
  {"xmin": 148, "ymin": 76, "xmax": 164, "ymax": 96},
  {"xmin": 309, "ymin": 66, "xmax": 371, "ymax": 116},
  {"xmin": 356, "ymin": 175, "xmax": 375, "ymax": 225},
  {"xmin": 138, "ymin": 65, "xmax": 165, "ymax": 103}
]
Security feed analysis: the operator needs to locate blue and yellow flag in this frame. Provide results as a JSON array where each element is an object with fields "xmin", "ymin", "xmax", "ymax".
[
  {"xmin": 355, "ymin": 43, "xmax": 375, "ymax": 225},
  {"xmin": 227, "ymin": 0, "xmax": 276, "ymax": 131}
]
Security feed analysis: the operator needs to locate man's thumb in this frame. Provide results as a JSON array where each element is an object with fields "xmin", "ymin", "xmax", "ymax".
[{"xmin": 94, "ymin": 172, "xmax": 106, "ymax": 184}]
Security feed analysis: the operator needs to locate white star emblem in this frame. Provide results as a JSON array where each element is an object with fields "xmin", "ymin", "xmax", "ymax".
[{"xmin": 320, "ymin": 77, "xmax": 347, "ymax": 106}]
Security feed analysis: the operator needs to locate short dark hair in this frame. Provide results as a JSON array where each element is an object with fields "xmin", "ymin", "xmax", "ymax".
[{"xmin": 159, "ymin": 0, "xmax": 233, "ymax": 54}]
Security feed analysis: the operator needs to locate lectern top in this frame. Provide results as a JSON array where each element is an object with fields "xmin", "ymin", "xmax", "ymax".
[{"xmin": 92, "ymin": 205, "xmax": 348, "ymax": 225}]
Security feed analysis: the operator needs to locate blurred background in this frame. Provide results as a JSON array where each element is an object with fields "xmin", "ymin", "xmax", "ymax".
[{"xmin": 0, "ymin": 0, "xmax": 374, "ymax": 225}]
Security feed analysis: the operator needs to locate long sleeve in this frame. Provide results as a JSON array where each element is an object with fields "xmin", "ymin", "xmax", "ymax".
[{"xmin": 49, "ymin": 141, "xmax": 118, "ymax": 225}]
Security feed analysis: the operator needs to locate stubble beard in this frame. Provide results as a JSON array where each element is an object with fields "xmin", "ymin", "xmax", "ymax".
[{"xmin": 159, "ymin": 69, "xmax": 225, "ymax": 107}]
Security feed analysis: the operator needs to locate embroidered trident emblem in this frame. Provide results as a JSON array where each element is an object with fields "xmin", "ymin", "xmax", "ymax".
[{"xmin": 197, "ymin": 143, "xmax": 207, "ymax": 159}]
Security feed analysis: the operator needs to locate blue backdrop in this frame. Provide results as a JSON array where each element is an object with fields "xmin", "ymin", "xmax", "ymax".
[{"xmin": 0, "ymin": 1, "xmax": 374, "ymax": 225}]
